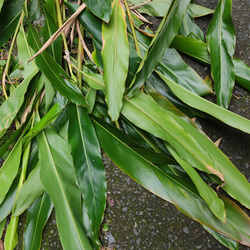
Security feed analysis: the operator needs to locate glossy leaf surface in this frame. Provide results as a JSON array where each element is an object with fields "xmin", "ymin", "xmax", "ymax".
[
  {"xmin": 24, "ymin": 193, "xmax": 53, "ymax": 250},
  {"xmin": 128, "ymin": 0, "xmax": 191, "ymax": 96},
  {"xmin": 68, "ymin": 104, "xmax": 106, "ymax": 237},
  {"xmin": 102, "ymin": 0, "xmax": 130, "ymax": 120},
  {"xmin": 93, "ymin": 117, "xmax": 250, "ymax": 245},
  {"xmin": 206, "ymin": 0, "xmax": 236, "ymax": 108},
  {"xmin": 84, "ymin": 0, "xmax": 111, "ymax": 22},
  {"xmin": 157, "ymin": 71, "xmax": 250, "ymax": 134},
  {"xmin": 38, "ymin": 126, "xmax": 92, "ymax": 249}
]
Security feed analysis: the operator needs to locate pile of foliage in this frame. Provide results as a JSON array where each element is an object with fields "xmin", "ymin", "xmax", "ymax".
[{"xmin": 0, "ymin": 0, "xmax": 250, "ymax": 249}]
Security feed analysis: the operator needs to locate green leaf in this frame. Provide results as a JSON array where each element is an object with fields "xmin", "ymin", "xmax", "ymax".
[
  {"xmin": 122, "ymin": 92, "xmax": 220, "ymax": 178},
  {"xmin": 27, "ymin": 24, "xmax": 87, "ymax": 107},
  {"xmin": 178, "ymin": 11, "xmax": 204, "ymax": 41},
  {"xmin": 82, "ymin": 71, "xmax": 105, "ymax": 92},
  {"xmin": 128, "ymin": 0, "xmax": 191, "ymax": 97},
  {"xmin": 17, "ymin": 25, "xmax": 36, "ymax": 78},
  {"xmin": 0, "ymin": 68, "xmax": 38, "ymax": 139},
  {"xmin": 84, "ymin": 0, "xmax": 112, "ymax": 22},
  {"xmin": 24, "ymin": 103, "xmax": 62, "ymax": 145},
  {"xmin": 4, "ymin": 217, "xmax": 18, "ymax": 250},
  {"xmin": 23, "ymin": 193, "xmax": 53, "ymax": 250},
  {"xmin": 157, "ymin": 71, "xmax": 250, "ymax": 134},
  {"xmin": 0, "ymin": 0, "xmax": 25, "ymax": 46},
  {"xmin": 38, "ymin": 126, "xmax": 92, "ymax": 249},
  {"xmin": 92, "ymin": 117, "xmax": 250, "ymax": 245},
  {"xmin": 42, "ymin": 4, "xmax": 62, "ymax": 64},
  {"xmin": 122, "ymin": 92, "xmax": 250, "ymax": 209},
  {"xmin": 206, "ymin": 0, "xmax": 236, "ymax": 108},
  {"xmin": 171, "ymin": 35, "xmax": 210, "ymax": 65},
  {"xmin": 156, "ymin": 48, "xmax": 212, "ymax": 96},
  {"xmin": 128, "ymin": 0, "xmax": 171, "ymax": 17},
  {"xmin": 166, "ymin": 145, "xmax": 225, "ymax": 221},
  {"xmin": 189, "ymin": 3, "xmax": 214, "ymax": 17},
  {"xmin": 12, "ymin": 163, "xmax": 45, "ymax": 216},
  {"xmin": 0, "ymin": 174, "xmax": 19, "ymax": 223},
  {"xmin": 203, "ymin": 225, "xmax": 239, "ymax": 250},
  {"xmin": 171, "ymin": 35, "xmax": 250, "ymax": 91},
  {"xmin": 102, "ymin": 0, "xmax": 130, "ymax": 120},
  {"xmin": 68, "ymin": 104, "xmax": 106, "ymax": 237},
  {"xmin": 0, "ymin": 140, "xmax": 22, "ymax": 205}
]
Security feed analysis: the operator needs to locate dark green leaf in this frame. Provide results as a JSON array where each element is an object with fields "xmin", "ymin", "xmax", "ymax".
[
  {"xmin": 38, "ymin": 126, "xmax": 92, "ymax": 249},
  {"xmin": 0, "ymin": 0, "xmax": 25, "ymax": 46},
  {"xmin": 68, "ymin": 104, "xmax": 106, "ymax": 238},
  {"xmin": 23, "ymin": 193, "xmax": 53, "ymax": 250},
  {"xmin": 84, "ymin": 0, "xmax": 112, "ymax": 22},
  {"xmin": 206, "ymin": 0, "xmax": 236, "ymax": 108},
  {"xmin": 128, "ymin": 0, "xmax": 191, "ymax": 96}
]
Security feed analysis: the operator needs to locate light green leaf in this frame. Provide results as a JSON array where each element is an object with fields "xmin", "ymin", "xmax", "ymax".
[
  {"xmin": 12, "ymin": 163, "xmax": 45, "ymax": 216},
  {"xmin": 24, "ymin": 193, "xmax": 53, "ymax": 250},
  {"xmin": 0, "ymin": 140, "xmax": 22, "ymax": 205},
  {"xmin": 189, "ymin": 3, "xmax": 214, "ymax": 18},
  {"xmin": 157, "ymin": 71, "xmax": 250, "ymax": 134},
  {"xmin": 0, "ymin": 68, "xmax": 38, "ymax": 139},
  {"xmin": 82, "ymin": 71, "xmax": 105, "ymax": 92},
  {"xmin": 38, "ymin": 126, "xmax": 92, "ymax": 249},
  {"xmin": 68, "ymin": 104, "xmax": 106, "ymax": 239},
  {"xmin": 102, "ymin": 0, "xmax": 130, "ymax": 121},
  {"xmin": 128, "ymin": 0, "xmax": 171, "ymax": 17},
  {"xmin": 166, "ymin": 145, "xmax": 225, "ymax": 221},
  {"xmin": 17, "ymin": 25, "xmax": 36, "ymax": 78},
  {"xmin": 206, "ymin": 0, "xmax": 236, "ymax": 108}
]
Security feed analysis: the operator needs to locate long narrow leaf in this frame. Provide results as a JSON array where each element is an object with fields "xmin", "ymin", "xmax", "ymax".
[
  {"xmin": 122, "ymin": 91, "xmax": 250, "ymax": 209},
  {"xmin": 12, "ymin": 163, "xmax": 45, "ymax": 216},
  {"xmin": 157, "ymin": 71, "xmax": 250, "ymax": 134},
  {"xmin": 23, "ymin": 193, "xmax": 53, "ymax": 250},
  {"xmin": 128, "ymin": 0, "xmax": 191, "ymax": 96},
  {"xmin": 17, "ymin": 25, "xmax": 36, "ymax": 78},
  {"xmin": 38, "ymin": 126, "xmax": 92, "ymax": 249},
  {"xmin": 102, "ymin": 0, "xmax": 130, "ymax": 121},
  {"xmin": 92, "ymin": 117, "xmax": 250, "ymax": 246},
  {"xmin": 171, "ymin": 35, "xmax": 250, "ymax": 91},
  {"xmin": 27, "ymin": 24, "xmax": 87, "ymax": 107},
  {"xmin": 0, "ymin": 68, "xmax": 38, "ymax": 139},
  {"xmin": 0, "ymin": 139, "xmax": 22, "ymax": 205},
  {"xmin": 68, "ymin": 104, "xmax": 106, "ymax": 238},
  {"xmin": 206, "ymin": 0, "xmax": 236, "ymax": 108}
]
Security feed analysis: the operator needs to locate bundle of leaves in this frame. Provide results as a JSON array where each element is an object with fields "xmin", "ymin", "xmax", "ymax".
[{"xmin": 0, "ymin": 0, "xmax": 250, "ymax": 249}]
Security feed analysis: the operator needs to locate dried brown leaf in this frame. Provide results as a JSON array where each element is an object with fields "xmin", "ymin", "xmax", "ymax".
[{"xmin": 28, "ymin": 3, "xmax": 86, "ymax": 62}]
